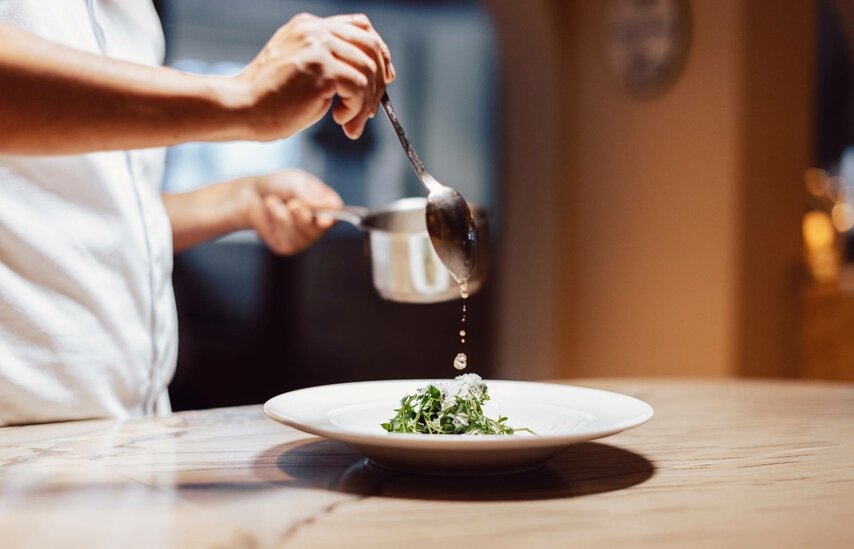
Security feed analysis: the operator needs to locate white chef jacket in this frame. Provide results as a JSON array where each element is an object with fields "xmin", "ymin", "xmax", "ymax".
[{"xmin": 0, "ymin": 0, "xmax": 178, "ymax": 425}]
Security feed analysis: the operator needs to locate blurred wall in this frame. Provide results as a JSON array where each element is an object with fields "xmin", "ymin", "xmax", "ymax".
[
  {"xmin": 548, "ymin": 0, "xmax": 814, "ymax": 378},
  {"xmin": 484, "ymin": 0, "xmax": 560, "ymax": 381},
  {"xmin": 484, "ymin": 0, "xmax": 814, "ymax": 380}
]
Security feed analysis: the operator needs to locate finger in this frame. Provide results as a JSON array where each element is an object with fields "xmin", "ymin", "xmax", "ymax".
[
  {"xmin": 327, "ymin": 36, "xmax": 380, "ymax": 121},
  {"xmin": 286, "ymin": 197, "xmax": 313, "ymax": 227},
  {"xmin": 328, "ymin": 22, "xmax": 391, "ymax": 133},
  {"xmin": 328, "ymin": 59, "xmax": 369, "ymax": 131},
  {"xmin": 333, "ymin": 102, "xmax": 365, "ymax": 138},
  {"xmin": 327, "ymin": 35, "xmax": 378, "ymax": 78},
  {"xmin": 329, "ymin": 29, "xmax": 385, "ymax": 124},
  {"xmin": 264, "ymin": 196, "xmax": 301, "ymax": 254},
  {"xmin": 327, "ymin": 13, "xmax": 372, "ymax": 31},
  {"xmin": 299, "ymin": 181, "xmax": 343, "ymax": 230},
  {"xmin": 278, "ymin": 201, "xmax": 316, "ymax": 250},
  {"xmin": 327, "ymin": 13, "xmax": 391, "ymax": 65},
  {"xmin": 314, "ymin": 213, "xmax": 335, "ymax": 230},
  {"xmin": 331, "ymin": 93, "xmax": 368, "ymax": 137},
  {"xmin": 287, "ymin": 199, "xmax": 325, "ymax": 240},
  {"xmin": 338, "ymin": 100, "xmax": 373, "ymax": 140},
  {"xmin": 329, "ymin": 61, "xmax": 368, "ymax": 101},
  {"xmin": 342, "ymin": 111, "xmax": 372, "ymax": 140},
  {"xmin": 328, "ymin": 13, "xmax": 397, "ymax": 84},
  {"xmin": 330, "ymin": 23, "xmax": 393, "ymax": 89}
]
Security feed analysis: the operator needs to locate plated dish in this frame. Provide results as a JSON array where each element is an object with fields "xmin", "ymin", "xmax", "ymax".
[{"xmin": 264, "ymin": 379, "xmax": 653, "ymax": 475}]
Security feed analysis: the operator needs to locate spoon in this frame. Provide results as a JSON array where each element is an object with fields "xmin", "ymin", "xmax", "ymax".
[{"xmin": 380, "ymin": 92, "xmax": 479, "ymax": 282}]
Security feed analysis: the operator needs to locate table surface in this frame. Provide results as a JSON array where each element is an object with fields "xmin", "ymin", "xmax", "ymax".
[{"xmin": 1, "ymin": 378, "xmax": 853, "ymax": 548}]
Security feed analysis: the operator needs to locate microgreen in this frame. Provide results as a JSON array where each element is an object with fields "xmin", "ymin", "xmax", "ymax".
[{"xmin": 381, "ymin": 374, "xmax": 533, "ymax": 435}]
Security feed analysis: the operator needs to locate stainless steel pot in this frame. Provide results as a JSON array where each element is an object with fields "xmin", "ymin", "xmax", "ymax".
[{"xmin": 318, "ymin": 197, "xmax": 489, "ymax": 303}]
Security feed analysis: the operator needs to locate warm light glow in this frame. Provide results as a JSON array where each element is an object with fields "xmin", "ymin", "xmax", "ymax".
[
  {"xmin": 831, "ymin": 203, "xmax": 854, "ymax": 232},
  {"xmin": 808, "ymin": 248, "xmax": 841, "ymax": 284},
  {"xmin": 803, "ymin": 210, "xmax": 835, "ymax": 250},
  {"xmin": 804, "ymin": 168, "xmax": 828, "ymax": 197},
  {"xmin": 826, "ymin": 176, "xmax": 848, "ymax": 203}
]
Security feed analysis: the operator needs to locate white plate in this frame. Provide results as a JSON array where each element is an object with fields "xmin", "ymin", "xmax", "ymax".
[{"xmin": 264, "ymin": 379, "xmax": 653, "ymax": 475}]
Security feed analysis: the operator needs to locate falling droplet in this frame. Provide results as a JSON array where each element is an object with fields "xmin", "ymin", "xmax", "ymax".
[
  {"xmin": 460, "ymin": 280, "xmax": 469, "ymax": 299},
  {"xmin": 454, "ymin": 281, "xmax": 471, "ymax": 370}
]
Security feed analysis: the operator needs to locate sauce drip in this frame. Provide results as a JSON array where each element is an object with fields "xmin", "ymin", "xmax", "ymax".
[{"xmin": 454, "ymin": 280, "xmax": 469, "ymax": 370}]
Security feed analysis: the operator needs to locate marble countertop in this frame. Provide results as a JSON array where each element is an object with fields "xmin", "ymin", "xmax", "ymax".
[{"xmin": 1, "ymin": 378, "xmax": 853, "ymax": 548}]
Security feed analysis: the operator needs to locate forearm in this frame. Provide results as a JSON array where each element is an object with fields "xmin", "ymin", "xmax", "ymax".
[
  {"xmin": 164, "ymin": 169, "xmax": 342, "ymax": 255},
  {"xmin": 162, "ymin": 179, "xmax": 255, "ymax": 252},
  {"xmin": 0, "ymin": 23, "xmax": 252, "ymax": 155}
]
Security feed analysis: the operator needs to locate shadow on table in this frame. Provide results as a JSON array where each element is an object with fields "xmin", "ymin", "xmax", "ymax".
[{"xmin": 254, "ymin": 439, "xmax": 655, "ymax": 501}]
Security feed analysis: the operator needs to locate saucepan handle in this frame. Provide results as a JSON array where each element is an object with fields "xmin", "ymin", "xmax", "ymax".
[{"xmin": 314, "ymin": 205, "xmax": 370, "ymax": 228}]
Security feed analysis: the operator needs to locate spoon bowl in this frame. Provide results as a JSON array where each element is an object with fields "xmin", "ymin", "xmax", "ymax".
[
  {"xmin": 424, "ymin": 183, "xmax": 479, "ymax": 281},
  {"xmin": 380, "ymin": 93, "xmax": 479, "ymax": 282}
]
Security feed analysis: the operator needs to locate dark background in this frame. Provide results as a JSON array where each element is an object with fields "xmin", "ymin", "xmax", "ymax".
[
  {"xmin": 169, "ymin": 235, "xmax": 496, "ymax": 410},
  {"xmin": 155, "ymin": 0, "xmax": 500, "ymax": 410}
]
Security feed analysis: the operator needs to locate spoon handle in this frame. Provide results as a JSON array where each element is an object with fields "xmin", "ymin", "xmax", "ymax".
[
  {"xmin": 314, "ymin": 205, "xmax": 369, "ymax": 228},
  {"xmin": 380, "ymin": 93, "xmax": 436, "ymax": 192}
]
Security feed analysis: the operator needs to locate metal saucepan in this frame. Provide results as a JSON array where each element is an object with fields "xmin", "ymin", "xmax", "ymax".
[{"xmin": 317, "ymin": 197, "xmax": 489, "ymax": 304}]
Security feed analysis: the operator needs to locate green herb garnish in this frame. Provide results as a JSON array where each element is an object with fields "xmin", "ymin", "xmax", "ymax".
[{"xmin": 381, "ymin": 374, "xmax": 533, "ymax": 435}]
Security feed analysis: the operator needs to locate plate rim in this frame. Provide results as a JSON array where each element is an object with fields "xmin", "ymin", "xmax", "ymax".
[{"xmin": 263, "ymin": 379, "xmax": 653, "ymax": 451}]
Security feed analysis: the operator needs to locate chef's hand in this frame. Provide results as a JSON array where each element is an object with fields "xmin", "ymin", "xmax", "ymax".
[
  {"xmin": 239, "ymin": 13, "xmax": 396, "ymax": 141},
  {"xmin": 244, "ymin": 169, "xmax": 343, "ymax": 255},
  {"xmin": 162, "ymin": 170, "xmax": 342, "ymax": 254},
  {"xmin": 0, "ymin": 14, "xmax": 394, "ymax": 155}
]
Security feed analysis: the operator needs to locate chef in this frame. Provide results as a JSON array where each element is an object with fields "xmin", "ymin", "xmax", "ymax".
[{"xmin": 0, "ymin": 1, "xmax": 395, "ymax": 425}]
